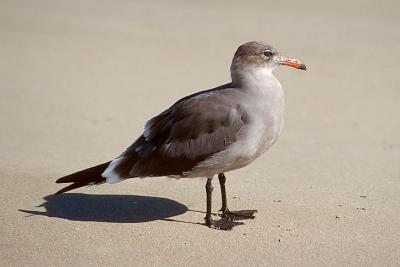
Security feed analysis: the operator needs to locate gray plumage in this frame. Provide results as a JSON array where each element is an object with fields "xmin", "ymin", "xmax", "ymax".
[
  {"xmin": 112, "ymin": 83, "xmax": 249, "ymax": 179},
  {"xmin": 56, "ymin": 41, "xmax": 306, "ymax": 195}
]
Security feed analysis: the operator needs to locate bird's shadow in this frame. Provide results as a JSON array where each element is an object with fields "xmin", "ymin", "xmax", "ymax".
[{"xmin": 19, "ymin": 193, "xmax": 188, "ymax": 223}]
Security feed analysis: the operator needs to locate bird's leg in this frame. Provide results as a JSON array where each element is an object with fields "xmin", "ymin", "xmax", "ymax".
[
  {"xmin": 204, "ymin": 177, "xmax": 241, "ymax": 230},
  {"xmin": 218, "ymin": 173, "xmax": 228, "ymax": 213},
  {"xmin": 217, "ymin": 173, "xmax": 258, "ymax": 221},
  {"xmin": 204, "ymin": 177, "xmax": 214, "ymax": 227}
]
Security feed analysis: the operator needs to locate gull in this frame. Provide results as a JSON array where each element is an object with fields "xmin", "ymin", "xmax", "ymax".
[{"xmin": 55, "ymin": 41, "xmax": 306, "ymax": 230}]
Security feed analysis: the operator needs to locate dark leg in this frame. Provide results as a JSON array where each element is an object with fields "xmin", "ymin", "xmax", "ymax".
[
  {"xmin": 204, "ymin": 177, "xmax": 241, "ymax": 230},
  {"xmin": 218, "ymin": 173, "xmax": 228, "ymax": 213},
  {"xmin": 204, "ymin": 177, "xmax": 213, "ymax": 227},
  {"xmin": 217, "ymin": 172, "xmax": 258, "ymax": 221}
]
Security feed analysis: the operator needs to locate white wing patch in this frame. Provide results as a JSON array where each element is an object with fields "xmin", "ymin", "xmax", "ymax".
[{"xmin": 101, "ymin": 157, "xmax": 127, "ymax": 184}]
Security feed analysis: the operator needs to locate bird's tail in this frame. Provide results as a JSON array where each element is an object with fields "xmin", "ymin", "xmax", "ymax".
[{"xmin": 55, "ymin": 161, "xmax": 111, "ymax": 194}]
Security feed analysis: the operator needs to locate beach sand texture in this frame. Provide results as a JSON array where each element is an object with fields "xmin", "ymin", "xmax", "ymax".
[{"xmin": 1, "ymin": 0, "xmax": 399, "ymax": 266}]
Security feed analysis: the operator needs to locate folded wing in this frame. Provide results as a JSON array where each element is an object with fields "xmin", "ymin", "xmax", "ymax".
[{"xmin": 103, "ymin": 84, "xmax": 248, "ymax": 180}]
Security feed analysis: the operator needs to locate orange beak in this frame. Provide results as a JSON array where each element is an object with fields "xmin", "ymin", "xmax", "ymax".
[{"xmin": 279, "ymin": 56, "xmax": 307, "ymax": 70}]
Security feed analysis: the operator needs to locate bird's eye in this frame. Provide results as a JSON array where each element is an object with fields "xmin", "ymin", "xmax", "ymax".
[{"xmin": 263, "ymin": 50, "xmax": 273, "ymax": 58}]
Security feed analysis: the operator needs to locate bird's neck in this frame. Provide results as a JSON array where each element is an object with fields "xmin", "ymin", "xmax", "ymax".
[{"xmin": 231, "ymin": 66, "xmax": 276, "ymax": 89}]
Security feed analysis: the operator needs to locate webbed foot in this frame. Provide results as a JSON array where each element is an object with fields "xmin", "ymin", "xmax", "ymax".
[
  {"xmin": 220, "ymin": 209, "xmax": 257, "ymax": 221},
  {"xmin": 205, "ymin": 217, "xmax": 244, "ymax": 230}
]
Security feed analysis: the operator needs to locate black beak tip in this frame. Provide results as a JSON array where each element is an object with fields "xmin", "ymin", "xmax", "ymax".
[{"xmin": 299, "ymin": 64, "xmax": 307, "ymax": 71}]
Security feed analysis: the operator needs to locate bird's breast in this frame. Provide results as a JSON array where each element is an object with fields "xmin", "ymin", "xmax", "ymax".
[
  {"xmin": 237, "ymin": 77, "xmax": 285, "ymax": 160},
  {"xmin": 187, "ymin": 76, "xmax": 285, "ymax": 176}
]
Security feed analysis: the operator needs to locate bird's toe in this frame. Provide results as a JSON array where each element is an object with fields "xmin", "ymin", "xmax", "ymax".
[
  {"xmin": 205, "ymin": 218, "xmax": 244, "ymax": 230},
  {"xmin": 220, "ymin": 209, "xmax": 257, "ymax": 221}
]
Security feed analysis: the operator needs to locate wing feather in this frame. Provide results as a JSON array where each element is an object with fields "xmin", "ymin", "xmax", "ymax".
[{"xmin": 112, "ymin": 84, "xmax": 248, "ymax": 178}]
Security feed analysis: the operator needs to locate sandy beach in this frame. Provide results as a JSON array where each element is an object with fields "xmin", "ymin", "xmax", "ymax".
[{"xmin": 1, "ymin": 0, "xmax": 399, "ymax": 265}]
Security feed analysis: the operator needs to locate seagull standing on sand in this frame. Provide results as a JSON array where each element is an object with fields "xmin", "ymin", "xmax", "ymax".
[{"xmin": 55, "ymin": 41, "xmax": 306, "ymax": 230}]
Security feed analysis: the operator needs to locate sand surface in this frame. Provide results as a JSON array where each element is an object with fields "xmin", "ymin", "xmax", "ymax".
[{"xmin": 1, "ymin": 0, "xmax": 400, "ymax": 266}]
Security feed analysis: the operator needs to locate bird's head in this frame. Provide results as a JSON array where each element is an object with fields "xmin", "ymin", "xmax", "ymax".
[{"xmin": 231, "ymin": 41, "xmax": 306, "ymax": 84}]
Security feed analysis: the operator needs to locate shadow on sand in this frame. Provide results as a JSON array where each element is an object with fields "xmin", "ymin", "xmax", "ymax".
[{"xmin": 19, "ymin": 193, "xmax": 188, "ymax": 223}]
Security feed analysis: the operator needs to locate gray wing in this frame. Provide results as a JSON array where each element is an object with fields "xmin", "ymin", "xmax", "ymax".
[{"xmin": 114, "ymin": 84, "xmax": 249, "ymax": 178}]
